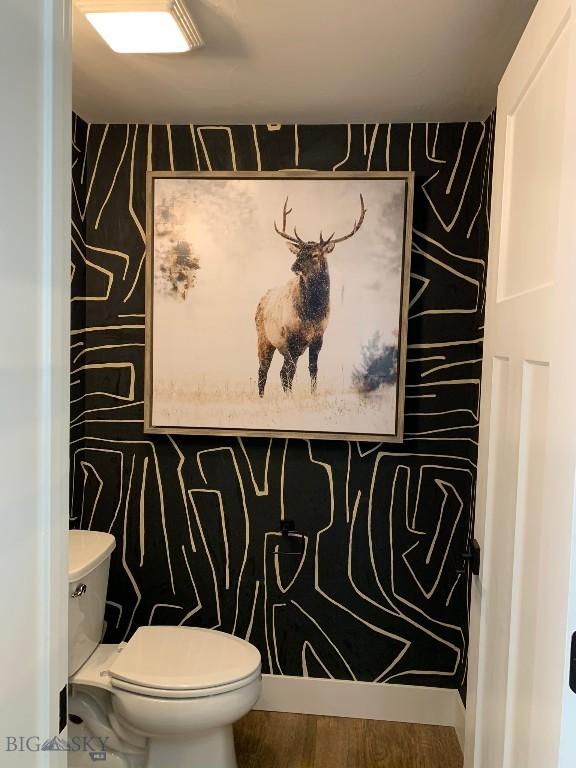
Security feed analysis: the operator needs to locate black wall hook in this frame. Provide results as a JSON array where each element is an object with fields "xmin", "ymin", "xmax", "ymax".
[{"xmin": 276, "ymin": 519, "xmax": 305, "ymax": 556}]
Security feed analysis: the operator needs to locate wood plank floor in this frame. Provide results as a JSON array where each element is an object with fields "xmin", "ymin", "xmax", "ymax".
[{"xmin": 234, "ymin": 711, "xmax": 463, "ymax": 768}]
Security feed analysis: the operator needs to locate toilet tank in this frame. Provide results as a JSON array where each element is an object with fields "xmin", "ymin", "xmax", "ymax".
[{"xmin": 68, "ymin": 530, "xmax": 116, "ymax": 676}]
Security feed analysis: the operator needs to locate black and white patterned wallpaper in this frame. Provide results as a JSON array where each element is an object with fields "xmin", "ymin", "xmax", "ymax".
[{"xmin": 71, "ymin": 116, "xmax": 493, "ymax": 689}]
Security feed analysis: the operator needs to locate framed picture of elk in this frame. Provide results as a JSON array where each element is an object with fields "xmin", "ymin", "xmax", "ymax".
[{"xmin": 144, "ymin": 170, "xmax": 414, "ymax": 442}]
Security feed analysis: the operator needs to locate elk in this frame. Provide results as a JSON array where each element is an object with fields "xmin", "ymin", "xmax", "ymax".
[{"xmin": 255, "ymin": 194, "xmax": 366, "ymax": 397}]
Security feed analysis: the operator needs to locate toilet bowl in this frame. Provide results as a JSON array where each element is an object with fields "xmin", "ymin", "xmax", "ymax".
[{"xmin": 68, "ymin": 530, "xmax": 261, "ymax": 768}]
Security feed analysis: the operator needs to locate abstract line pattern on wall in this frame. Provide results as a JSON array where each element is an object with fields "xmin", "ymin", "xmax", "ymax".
[{"xmin": 71, "ymin": 115, "xmax": 494, "ymax": 688}]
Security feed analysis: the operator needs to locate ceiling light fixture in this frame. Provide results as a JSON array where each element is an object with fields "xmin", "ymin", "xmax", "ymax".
[{"xmin": 76, "ymin": 0, "xmax": 203, "ymax": 54}]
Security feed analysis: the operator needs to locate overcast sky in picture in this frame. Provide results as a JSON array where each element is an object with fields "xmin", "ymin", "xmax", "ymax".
[{"xmin": 151, "ymin": 177, "xmax": 406, "ymax": 435}]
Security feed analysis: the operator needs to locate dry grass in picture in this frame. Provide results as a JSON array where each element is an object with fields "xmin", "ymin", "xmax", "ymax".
[{"xmin": 153, "ymin": 378, "xmax": 396, "ymax": 435}]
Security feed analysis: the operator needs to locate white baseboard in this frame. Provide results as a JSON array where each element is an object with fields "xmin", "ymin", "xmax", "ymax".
[
  {"xmin": 256, "ymin": 674, "xmax": 466, "ymax": 736},
  {"xmin": 453, "ymin": 693, "xmax": 466, "ymax": 753}
]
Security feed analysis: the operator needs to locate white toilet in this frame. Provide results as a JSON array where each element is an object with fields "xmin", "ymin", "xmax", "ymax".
[{"xmin": 68, "ymin": 530, "xmax": 261, "ymax": 767}]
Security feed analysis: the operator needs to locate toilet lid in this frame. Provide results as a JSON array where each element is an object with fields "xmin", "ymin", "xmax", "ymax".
[{"xmin": 108, "ymin": 626, "xmax": 261, "ymax": 691}]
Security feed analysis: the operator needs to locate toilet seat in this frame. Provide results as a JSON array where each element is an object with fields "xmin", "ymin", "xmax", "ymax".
[
  {"xmin": 110, "ymin": 666, "xmax": 262, "ymax": 699},
  {"xmin": 107, "ymin": 625, "xmax": 261, "ymax": 699}
]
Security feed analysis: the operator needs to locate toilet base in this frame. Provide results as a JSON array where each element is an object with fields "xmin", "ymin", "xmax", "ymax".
[{"xmin": 147, "ymin": 725, "xmax": 237, "ymax": 768}]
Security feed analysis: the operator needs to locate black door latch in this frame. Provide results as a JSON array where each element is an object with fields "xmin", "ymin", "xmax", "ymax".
[
  {"xmin": 570, "ymin": 632, "xmax": 576, "ymax": 695},
  {"xmin": 457, "ymin": 539, "xmax": 481, "ymax": 576}
]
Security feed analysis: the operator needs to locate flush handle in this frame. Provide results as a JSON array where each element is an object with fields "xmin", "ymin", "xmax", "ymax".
[{"xmin": 71, "ymin": 583, "xmax": 87, "ymax": 598}]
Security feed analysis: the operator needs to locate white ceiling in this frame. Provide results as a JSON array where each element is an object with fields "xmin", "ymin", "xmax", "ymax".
[{"xmin": 73, "ymin": 0, "xmax": 537, "ymax": 125}]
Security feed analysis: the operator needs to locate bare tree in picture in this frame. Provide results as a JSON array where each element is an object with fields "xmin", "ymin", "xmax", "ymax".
[{"xmin": 255, "ymin": 195, "xmax": 366, "ymax": 397}]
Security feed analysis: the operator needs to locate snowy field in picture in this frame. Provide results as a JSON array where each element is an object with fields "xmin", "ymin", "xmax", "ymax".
[{"xmin": 149, "ymin": 175, "xmax": 408, "ymax": 438}]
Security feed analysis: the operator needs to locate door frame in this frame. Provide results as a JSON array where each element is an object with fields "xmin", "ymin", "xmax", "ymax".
[{"xmin": 0, "ymin": 1, "xmax": 71, "ymax": 763}]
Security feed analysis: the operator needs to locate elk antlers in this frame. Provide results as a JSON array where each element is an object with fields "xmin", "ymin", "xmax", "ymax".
[
  {"xmin": 327, "ymin": 194, "xmax": 366, "ymax": 244},
  {"xmin": 274, "ymin": 194, "xmax": 366, "ymax": 247},
  {"xmin": 274, "ymin": 197, "xmax": 303, "ymax": 244}
]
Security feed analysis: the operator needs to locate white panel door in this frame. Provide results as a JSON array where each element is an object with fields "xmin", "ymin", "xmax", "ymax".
[
  {"xmin": 0, "ymin": 1, "xmax": 71, "ymax": 764},
  {"xmin": 465, "ymin": 0, "xmax": 576, "ymax": 766}
]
